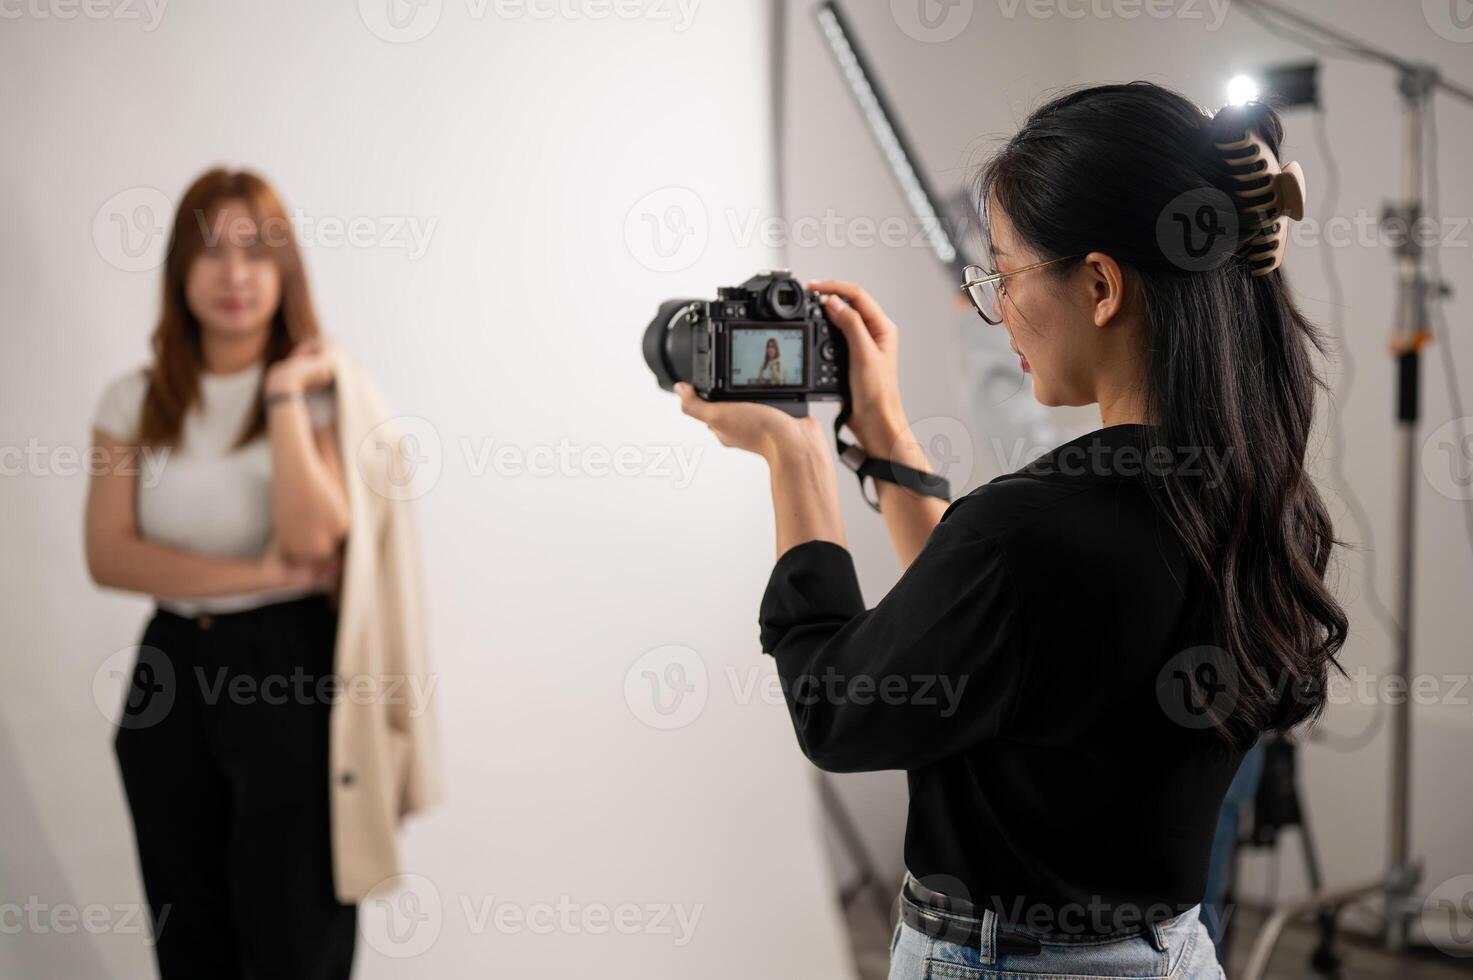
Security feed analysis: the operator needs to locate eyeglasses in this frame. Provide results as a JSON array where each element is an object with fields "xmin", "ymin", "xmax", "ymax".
[{"xmin": 960, "ymin": 255, "xmax": 1080, "ymax": 325}]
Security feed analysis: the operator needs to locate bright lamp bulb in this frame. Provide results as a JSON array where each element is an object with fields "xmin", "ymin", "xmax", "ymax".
[{"xmin": 1226, "ymin": 74, "xmax": 1261, "ymax": 106}]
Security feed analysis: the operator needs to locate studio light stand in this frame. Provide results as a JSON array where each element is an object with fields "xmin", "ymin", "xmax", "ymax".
[
  {"xmin": 1231, "ymin": 3, "xmax": 1473, "ymax": 978},
  {"xmin": 1224, "ymin": 735, "xmax": 1343, "ymax": 978}
]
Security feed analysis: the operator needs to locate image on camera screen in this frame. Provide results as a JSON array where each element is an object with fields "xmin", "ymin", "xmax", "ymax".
[{"xmin": 729, "ymin": 326, "xmax": 804, "ymax": 388}]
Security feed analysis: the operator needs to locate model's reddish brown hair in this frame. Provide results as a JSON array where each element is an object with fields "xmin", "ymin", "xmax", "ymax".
[{"xmin": 138, "ymin": 168, "xmax": 319, "ymax": 448}]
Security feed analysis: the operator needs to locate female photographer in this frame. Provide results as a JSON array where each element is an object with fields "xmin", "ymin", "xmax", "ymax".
[{"xmin": 675, "ymin": 82, "xmax": 1346, "ymax": 979}]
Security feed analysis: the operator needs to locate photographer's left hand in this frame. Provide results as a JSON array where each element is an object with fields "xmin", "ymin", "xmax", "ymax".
[
  {"xmin": 674, "ymin": 382, "xmax": 845, "ymax": 555},
  {"xmin": 674, "ymin": 383, "xmax": 820, "ymax": 461}
]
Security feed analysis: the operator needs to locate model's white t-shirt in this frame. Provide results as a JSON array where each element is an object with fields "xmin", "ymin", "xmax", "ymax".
[{"xmin": 92, "ymin": 361, "xmax": 336, "ymax": 616}]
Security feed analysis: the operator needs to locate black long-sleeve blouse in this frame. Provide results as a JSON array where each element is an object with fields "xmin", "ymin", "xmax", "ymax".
[{"xmin": 759, "ymin": 423, "xmax": 1247, "ymax": 932}]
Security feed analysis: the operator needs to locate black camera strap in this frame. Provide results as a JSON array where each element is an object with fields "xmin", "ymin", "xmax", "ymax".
[{"xmin": 833, "ymin": 402, "xmax": 951, "ymax": 513}]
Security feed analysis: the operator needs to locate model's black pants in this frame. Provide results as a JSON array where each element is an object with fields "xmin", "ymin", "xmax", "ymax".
[{"xmin": 113, "ymin": 593, "xmax": 356, "ymax": 979}]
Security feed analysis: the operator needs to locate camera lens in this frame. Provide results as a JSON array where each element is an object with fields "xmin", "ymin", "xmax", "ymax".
[
  {"xmin": 765, "ymin": 278, "xmax": 805, "ymax": 320},
  {"xmin": 642, "ymin": 299, "xmax": 701, "ymax": 391}
]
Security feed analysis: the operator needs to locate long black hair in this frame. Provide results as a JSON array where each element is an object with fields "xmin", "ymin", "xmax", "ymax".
[{"xmin": 978, "ymin": 82, "xmax": 1348, "ymax": 749}]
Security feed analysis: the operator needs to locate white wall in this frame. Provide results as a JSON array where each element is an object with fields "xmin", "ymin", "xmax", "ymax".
[
  {"xmin": 783, "ymin": 0, "xmax": 1472, "ymax": 944},
  {"xmin": 0, "ymin": 2, "xmax": 856, "ymax": 976}
]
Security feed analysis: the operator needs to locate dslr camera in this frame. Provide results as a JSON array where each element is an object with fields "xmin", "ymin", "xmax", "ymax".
[{"xmin": 643, "ymin": 270, "xmax": 847, "ymax": 416}]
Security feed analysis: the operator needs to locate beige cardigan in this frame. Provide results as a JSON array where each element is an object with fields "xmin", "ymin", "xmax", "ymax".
[{"xmin": 326, "ymin": 344, "xmax": 444, "ymax": 902}]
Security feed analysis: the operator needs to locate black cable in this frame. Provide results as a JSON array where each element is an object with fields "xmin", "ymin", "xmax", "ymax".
[
  {"xmin": 1233, "ymin": 10, "xmax": 1397, "ymax": 751},
  {"xmin": 1240, "ymin": 7, "xmax": 1473, "ymax": 749},
  {"xmin": 1306, "ymin": 103, "xmax": 1392, "ymax": 753}
]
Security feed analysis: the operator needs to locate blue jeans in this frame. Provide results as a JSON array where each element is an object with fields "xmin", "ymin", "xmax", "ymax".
[
  {"xmin": 1199, "ymin": 739, "xmax": 1265, "ymax": 959},
  {"xmin": 888, "ymin": 891, "xmax": 1224, "ymax": 980}
]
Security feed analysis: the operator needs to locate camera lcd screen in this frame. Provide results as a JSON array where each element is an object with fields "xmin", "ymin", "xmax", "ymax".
[{"xmin": 728, "ymin": 326, "xmax": 804, "ymax": 388}]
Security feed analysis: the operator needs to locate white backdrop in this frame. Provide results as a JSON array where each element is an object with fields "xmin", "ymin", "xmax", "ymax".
[{"xmin": 0, "ymin": 1, "xmax": 857, "ymax": 976}]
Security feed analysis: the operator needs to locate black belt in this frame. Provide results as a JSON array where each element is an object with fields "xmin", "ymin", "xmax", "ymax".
[{"xmin": 899, "ymin": 876, "xmax": 1041, "ymax": 955}]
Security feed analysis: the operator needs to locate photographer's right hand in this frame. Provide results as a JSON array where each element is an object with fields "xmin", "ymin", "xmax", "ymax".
[{"xmin": 807, "ymin": 279, "xmax": 910, "ymax": 457}]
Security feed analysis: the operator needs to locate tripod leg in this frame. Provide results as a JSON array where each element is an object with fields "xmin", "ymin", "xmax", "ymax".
[{"xmin": 1296, "ymin": 795, "xmax": 1343, "ymax": 979}]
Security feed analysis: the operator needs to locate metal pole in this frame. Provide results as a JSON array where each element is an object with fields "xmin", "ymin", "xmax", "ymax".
[
  {"xmin": 1384, "ymin": 66, "xmax": 1436, "ymax": 952},
  {"xmin": 1223, "ymin": 0, "xmax": 1468, "ymax": 968}
]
